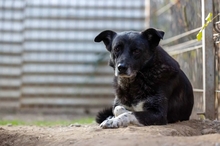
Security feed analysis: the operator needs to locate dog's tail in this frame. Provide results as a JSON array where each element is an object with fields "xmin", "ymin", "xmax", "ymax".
[{"xmin": 95, "ymin": 107, "xmax": 114, "ymax": 124}]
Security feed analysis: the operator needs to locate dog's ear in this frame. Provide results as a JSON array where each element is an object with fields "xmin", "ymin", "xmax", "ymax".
[
  {"xmin": 141, "ymin": 28, "xmax": 164, "ymax": 48},
  {"xmin": 94, "ymin": 30, "xmax": 116, "ymax": 52}
]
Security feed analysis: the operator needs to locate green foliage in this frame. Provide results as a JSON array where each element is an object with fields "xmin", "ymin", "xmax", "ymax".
[
  {"xmin": 0, "ymin": 117, "xmax": 94, "ymax": 126},
  {"xmin": 196, "ymin": 13, "xmax": 213, "ymax": 41},
  {"xmin": 197, "ymin": 12, "xmax": 220, "ymax": 41}
]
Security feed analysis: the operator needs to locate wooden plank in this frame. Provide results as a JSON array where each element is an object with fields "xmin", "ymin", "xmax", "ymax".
[
  {"xmin": 24, "ymin": 19, "xmax": 144, "ymax": 31},
  {"xmin": 0, "ymin": 10, "xmax": 23, "ymax": 20},
  {"xmin": 23, "ymin": 42, "xmax": 106, "ymax": 52},
  {"xmin": 0, "ymin": 100, "xmax": 20, "ymax": 108},
  {"xmin": 22, "ymin": 75, "xmax": 113, "ymax": 85},
  {"xmin": 164, "ymin": 40, "xmax": 202, "ymax": 55},
  {"xmin": 0, "ymin": 55, "xmax": 22, "ymax": 65},
  {"xmin": 25, "ymin": 7, "xmax": 144, "ymax": 19},
  {"xmin": 165, "ymin": 40, "xmax": 201, "ymax": 52},
  {"xmin": 0, "ymin": 66, "xmax": 21, "ymax": 76},
  {"xmin": 0, "ymin": 44, "xmax": 22, "ymax": 54},
  {"xmin": 0, "ymin": 32, "xmax": 23, "ymax": 43},
  {"xmin": 0, "ymin": 21, "xmax": 23, "ymax": 32},
  {"xmin": 0, "ymin": 90, "xmax": 20, "ymax": 98},
  {"xmin": 19, "ymin": 106, "xmax": 107, "ymax": 115},
  {"xmin": 0, "ymin": 78, "xmax": 21, "ymax": 87},
  {"xmin": 23, "ymin": 52, "xmax": 108, "ymax": 63},
  {"xmin": 161, "ymin": 28, "xmax": 201, "ymax": 45},
  {"xmin": 26, "ymin": 0, "xmax": 144, "ymax": 8},
  {"xmin": 22, "ymin": 64, "xmax": 112, "ymax": 74},
  {"xmin": 0, "ymin": 1, "xmax": 24, "ymax": 9},
  {"xmin": 22, "ymin": 86, "xmax": 113, "ymax": 95},
  {"xmin": 23, "ymin": 30, "xmax": 123, "ymax": 41},
  {"xmin": 217, "ymin": 93, "xmax": 220, "ymax": 119},
  {"xmin": 168, "ymin": 45, "xmax": 202, "ymax": 56},
  {"xmin": 20, "ymin": 97, "xmax": 113, "ymax": 106},
  {"xmin": 23, "ymin": 30, "xmax": 100, "ymax": 41},
  {"xmin": 202, "ymin": 0, "xmax": 215, "ymax": 119}
]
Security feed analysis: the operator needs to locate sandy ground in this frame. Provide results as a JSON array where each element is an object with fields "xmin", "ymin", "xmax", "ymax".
[{"xmin": 0, "ymin": 119, "xmax": 220, "ymax": 146}]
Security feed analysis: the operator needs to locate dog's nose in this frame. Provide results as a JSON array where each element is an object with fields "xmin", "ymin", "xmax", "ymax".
[{"xmin": 117, "ymin": 64, "xmax": 127, "ymax": 73}]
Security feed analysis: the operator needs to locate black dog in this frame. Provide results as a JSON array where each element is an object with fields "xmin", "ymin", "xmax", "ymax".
[{"xmin": 94, "ymin": 28, "xmax": 194, "ymax": 128}]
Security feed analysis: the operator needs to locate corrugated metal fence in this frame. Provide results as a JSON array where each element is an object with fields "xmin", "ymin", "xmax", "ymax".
[{"xmin": 0, "ymin": 0, "xmax": 146, "ymax": 113}]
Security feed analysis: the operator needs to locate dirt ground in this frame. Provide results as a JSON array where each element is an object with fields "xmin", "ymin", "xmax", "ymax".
[{"xmin": 0, "ymin": 119, "xmax": 220, "ymax": 146}]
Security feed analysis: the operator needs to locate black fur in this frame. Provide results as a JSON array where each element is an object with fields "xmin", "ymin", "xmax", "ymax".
[
  {"xmin": 96, "ymin": 107, "xmax": 113, "ymax": 124},
  {"xmin": 94, "ymin": 28, "xmax": 194, "ymax": 126}
]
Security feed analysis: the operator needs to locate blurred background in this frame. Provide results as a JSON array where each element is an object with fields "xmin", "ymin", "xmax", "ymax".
[{"xmin": 0, "ymin": 0, "xmax": 219, "ymax": 122}]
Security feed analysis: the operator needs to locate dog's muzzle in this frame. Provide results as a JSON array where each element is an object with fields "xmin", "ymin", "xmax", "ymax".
[{"xmin": 115, "ymin": 63, "xmax": 135, "ymax": 78}]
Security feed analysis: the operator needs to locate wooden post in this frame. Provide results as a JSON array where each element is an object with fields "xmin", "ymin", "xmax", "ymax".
[
  {"xmin": 145, "ymin": 0, "xmax": 150, "ymax": 28},
  {"xmin": 202, "ymin": 0, "xmax": 215, "ymax": 119}
]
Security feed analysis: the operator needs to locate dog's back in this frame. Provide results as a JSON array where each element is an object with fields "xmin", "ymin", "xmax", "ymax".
[{"xmin": 153, "ymin": 46, "xmax": 194, "ymax": 123}]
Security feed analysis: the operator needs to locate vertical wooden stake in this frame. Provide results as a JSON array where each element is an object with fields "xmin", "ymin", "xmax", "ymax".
[{"xmin": 202, "ymin": 0, "xmax": 215, "ymax": 119}]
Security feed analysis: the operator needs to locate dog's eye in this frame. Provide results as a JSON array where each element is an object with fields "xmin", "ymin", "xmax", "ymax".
[
  {"xmin": 132, "ymin": 49, "xmax": 140, "ymax": 55},
  {"xmin": 114, "ymin": 46, "xmax": 121, "ymax": 53}
]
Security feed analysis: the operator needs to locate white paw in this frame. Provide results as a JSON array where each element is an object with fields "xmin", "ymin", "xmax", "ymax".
[
  {"xmin": 100, "ymin": 117, "xmax": 121, "ymax": 128},
  {"xmin": 113, "ymin": 105, "xmax": 130, "ymax": 117},
  {"xmin": 100, "ymin": 112, "xmax": 141, "ymax": 128}
]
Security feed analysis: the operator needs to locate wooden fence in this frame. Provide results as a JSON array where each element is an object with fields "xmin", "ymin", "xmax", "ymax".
[
  {"xmin": 0, "ymin": 0, "xmax": 219, "ymax": 119},
  {"xmin": 0, "ymin": 0, "xmax": 146, "ymax": 114},
  {"xmin": 150, "ymin": 0, "xmax": 219, "ymax": 119}
]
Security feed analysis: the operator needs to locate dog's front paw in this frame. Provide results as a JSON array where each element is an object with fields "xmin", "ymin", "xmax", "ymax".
[
  {"xmin": 99, "ymin": 112, "xmax": 143, "ymax": 128},
  {"xmin": 100, "ymin": 118, "xmax": 120, "ymax": 128},
  {"xmin": 100, "ymin": 112, "xmax": 134, "ymax": 128}
]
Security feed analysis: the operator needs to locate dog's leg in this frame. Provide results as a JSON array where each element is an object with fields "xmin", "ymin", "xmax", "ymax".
[{"xmin": 100, "ymin": 111, "xmax": 143, "ymax": 128}]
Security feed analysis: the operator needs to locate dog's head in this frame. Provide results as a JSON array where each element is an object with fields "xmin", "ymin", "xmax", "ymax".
[{"xmin": 94, "ymin": 28, "xmax": 164, "ymax": 78}]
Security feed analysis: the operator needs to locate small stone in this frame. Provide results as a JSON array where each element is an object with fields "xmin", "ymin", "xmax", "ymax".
[
  {"xmin": 68, "ymin": 124, "xmax": 81, "ymax": 127},
  {"xmin": 0, "ymin": 127, "xmax": 5, "ymax": 130},
  {"xmin": 74, "ymin": 124, "xmax": 81, "ymax": 127},
  {"xmin": 201, "ymin": 128, "xmax": 217, "ymax": 135},
  {"xmin": 7, "ymin": 124, "xmax": 12, "ymax": 127},
  {"xmin": 69, "ymin": 141, "xmax": 74, "ymax": 144},
  {"xmin": 203, "ymin": 119, "xmax": 211, "ymax": 123}
]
